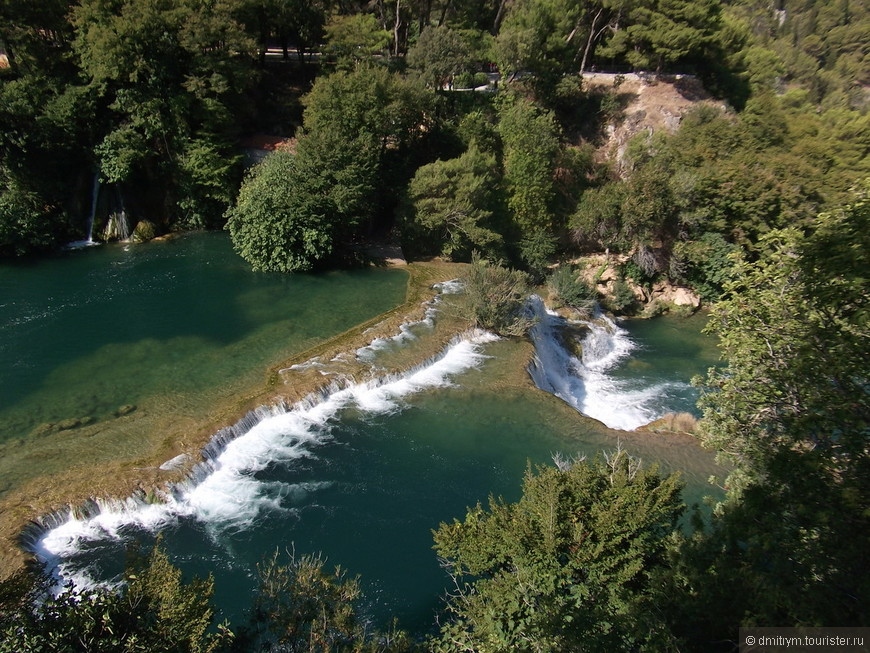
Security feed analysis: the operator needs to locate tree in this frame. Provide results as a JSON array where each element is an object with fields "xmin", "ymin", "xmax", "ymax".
[
  {"xmin": 225, "ymin": 135, "xmax": 377, "ymax": 272},
  {"xmin": 599, "ymin": 0, "xmax": 723, "ymax": 72},
  {"xmin": 498, "ymin": 95, "xmax": 561, "ymax": 238},
  {"xmin": 403, "ymin": 146, "xmax": 505, "ymax": 260},
  {"xmin": 433, "ymin": 451, "xmax": 685, "ymax": 651},
  {"xmin": 246, "ymin": 550, "xmax": 364, "ymax": 651},
  {"xmin": 0, "ymin": 542, "xmax": 229, "ymax": 652},
  {"xmin": 71, "ymin": 0, "xmax": 255, "ymax": 226},
  {"xmin": 407, "ymin": 25, "xmax": 475, "ymax": 90},
  {"xmin": 323, "ymin": 13, "xmax": 390, "ymax": 69},
  {"xmin": 653, "ymin": 186, "xmax": 870, "ymax": 648},
  {"xmin": 302, "ymin": 65, "xmax": 434, "ymax": 157},
  {"xmin": 698, "ymin": 184, "xmax": 869, "ymax": 492},
  {"xmin": 492, "ymin": 0, "xmax": 582, "ymax": 86}
]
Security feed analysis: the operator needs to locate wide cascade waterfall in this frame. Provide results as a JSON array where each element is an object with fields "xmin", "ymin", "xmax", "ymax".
[
  {"xmin": 25, "ymin": 329, "xmax": 499, "ymax": 592},
  {"xmin": 527, "ymin": 295, "xmax": 681, "ymax": 430}
]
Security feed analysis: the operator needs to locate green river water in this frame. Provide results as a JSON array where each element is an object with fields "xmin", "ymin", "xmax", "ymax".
[{"xmin": 4, "ymin": 233, "xmax": 724, "ymax": 636}]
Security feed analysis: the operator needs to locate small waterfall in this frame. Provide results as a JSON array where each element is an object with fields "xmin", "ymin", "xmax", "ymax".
[
  {"xmin": 64, "ymin": 174, "xmax": 101, "ymax": 249},
  {"xmin": 102, "ymin": 188, "xmax": 130, "ymax": 242},
  {"xmin": 86, "ymin": 174, "xmax": 99, "ymax": 243},
  {"xmin": 355, "ymin": 279, "xmax": 464, "ymax": 365},
  {"xmin": 102, "ymin": 211, "xmax": 130, "ymax": 242},
  {"xmin": 527, "ymin": 295, "xmax": 661, "ymax": 430}
]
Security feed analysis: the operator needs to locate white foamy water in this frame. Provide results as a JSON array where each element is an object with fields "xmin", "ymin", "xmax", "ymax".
[
  {"xmin": 527, "ymin": 295, "xmax": 675, "ymax": 431},
  {"xmin": 355, "ymin": 279, "xmax": 463, "ymax": 364},
  {"xmin": 30, "ymin": 329, "xmax": 497, "ymax": 588}
]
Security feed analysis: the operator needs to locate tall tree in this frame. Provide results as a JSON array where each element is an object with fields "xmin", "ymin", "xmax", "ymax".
[
  {"xmin": 433, "ymin": 451, "xmax": 685, "ymax": 651},
  {"xmin": 654, "ymin": 186, "xmax": 870, "ymax": 649},
  {"xmin": 72, "ymin": 0, "xmax": 256, "ymax": 227},
  {"xmin": 406, "ymin": 24, "xmax": 474, "ymax": 89},
  {"xmin": 402, "ymin": 145, "xmax": 505, "ymax": 260},
  {"xmin": 498, "ymin": 95, "xmax": 561, "ymax": 238}
]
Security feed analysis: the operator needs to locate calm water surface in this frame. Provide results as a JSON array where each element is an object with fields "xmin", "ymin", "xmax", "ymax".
[{"xmin": 0, "ymin": 233, "xmax": 408, "ymax": 443}]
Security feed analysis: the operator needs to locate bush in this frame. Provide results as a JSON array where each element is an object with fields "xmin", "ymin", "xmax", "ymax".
[
  {"xmin": 609, "ymin": 277, "xmax": 638, "ymax": 314},
  {"xmin": 519, "ymin": 231, "xmax": 557, "ymax": 282},
  {"xmin": 460, "ymin": 252, "xmax": 532, "ymax": 336},
  {"xmin": 548, "ymin": 265, "xmax": 597, "ymax": 313},
  {"xmin": 454, "ymin": 71, "xmax": 474, "ymax": 89}
]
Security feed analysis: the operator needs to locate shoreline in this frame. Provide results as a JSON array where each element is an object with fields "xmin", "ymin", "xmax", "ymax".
[{"xmin": 0, "ymin": 259, "xmax": 470, "ymax": 580}]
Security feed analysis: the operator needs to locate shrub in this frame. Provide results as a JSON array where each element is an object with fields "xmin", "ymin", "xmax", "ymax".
[
  {"xmin": 460, "ymin": 252, "xmax": 532, "ymax": 336},
  {"xmin": 548, "ymin": 265, "xmax": 597, "ymax": 312},
  {"xmin": 609, "ymin": 277, "xmax": 638, "ymax": 314},
  {"xmin": 454, "ymin": 71, "xmax": 474, "ymax": 89}
]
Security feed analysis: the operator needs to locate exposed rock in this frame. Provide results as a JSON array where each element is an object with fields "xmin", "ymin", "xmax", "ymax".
[
  {"xmin": 638, "ymin": 412, "xmax": 699, "ymax": 435},
  {"xmin": 55, "ymin": 416, "xmax": 95, "ymax": 431},
  {"xmin": 650, "ymin": 281, "xmax": 701, "ymax": 308},
  {"xmin": 566, "ymin": 253, "xmax": 701, "ymax": 316},
  {"xmin": 131, "ymin": 220, "xmax": 158, "ymax": 243},
  {"xmin": 582, "ymin": 72, "xmax": 728, "ymax": 176}
]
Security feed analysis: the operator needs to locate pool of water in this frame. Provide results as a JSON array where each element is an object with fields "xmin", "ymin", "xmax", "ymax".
[
  {"xmin": 42, "ymin": 338, "xmax": 723, "ymax": 636},
  {"xmin": 0, "ymin": 233, "xmax": 408, "ymax": 492}
]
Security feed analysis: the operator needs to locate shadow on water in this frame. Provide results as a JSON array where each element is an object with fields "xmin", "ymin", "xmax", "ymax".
[{"xmin": 0, "ymin": 232, "xmax": 408, "ymax": 442}]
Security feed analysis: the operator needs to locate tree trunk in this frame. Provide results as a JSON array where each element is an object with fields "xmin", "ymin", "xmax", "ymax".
[
  {"xmin": 579, "ymin": 8, "xmax": 604, "ymax": 72},
  {"xmin": 376, "ymin": 0, "xmax": 388, "ymax": 30},
  {"xmin": 438, "ymin": 0, "xmax": 453, "ymax": 27},
  {"xmin": 492, "ymin": 0, "xmax": 510, "ymax": 34},
  {"xmin": 393, "ymin": 0, "xmax": 402, "ymax": 57}
]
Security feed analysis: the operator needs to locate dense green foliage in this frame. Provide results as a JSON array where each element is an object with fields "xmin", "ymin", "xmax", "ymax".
[
  {"xmin": 458, "ymin": 253, "xmax": 532, "ymax": 336},
  {"xmin": 2, "ymin": 1, "xmax": 868, "ymax": 648},
  {"xmin": 402, "ymin": 146, "xmax": 505, "ymax": 260},
  {"xmin": 547, "ymin": 265, "xmax": 597, "ymax": 312},
  {"xmin": 432, "ymin": 451, "xmax": 685, "ymax": 651},
  {"xmin": 650, "ymin": 185, "xmax": 870, "ymax": 649},
  {"xmin": 0, "ymin": 545, "xmax": 414, "ymax": 653},
  {"xmin": 0, "ymin": 543, "xmax": 228, "ymax": 652}
]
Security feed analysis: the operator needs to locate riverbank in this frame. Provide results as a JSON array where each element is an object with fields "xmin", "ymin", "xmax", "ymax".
[{"xmin": 0, "ymin": 259, "xmax": 469, "ymax": 579}]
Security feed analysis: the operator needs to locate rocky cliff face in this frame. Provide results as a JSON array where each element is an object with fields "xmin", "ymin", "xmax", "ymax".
[
  {"xmin": 575, "ymin": 253, "xmax": 702, "ymax": 316},
  {"xmin": 584, "ymin": 72, "xmax": 727, "ymax": 175}
]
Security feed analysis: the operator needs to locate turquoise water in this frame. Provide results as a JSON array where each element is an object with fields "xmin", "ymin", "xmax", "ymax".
[
  {"xmin": 0, "ymin": 233, "xmax": 407, "ymax": 500},
  {"xmin": 47, "ymin": 339, "xmax": 722, "ymax": 636},
  {"xmin": 0, "ymin": 233, "xmax": 408, "ymax": 444},
  {"xmin": 8, "ymin": 237, "xmax": 723, "ymax": 636}
]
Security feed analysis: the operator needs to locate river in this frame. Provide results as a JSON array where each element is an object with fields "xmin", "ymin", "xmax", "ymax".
[{"xmin": 2, "ymin": 233, "xmax": 723, "ymax": 636}]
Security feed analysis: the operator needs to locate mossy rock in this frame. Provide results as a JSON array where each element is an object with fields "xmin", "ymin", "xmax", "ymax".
[
  {"xmin": 114, "ymin": 404, "xmax": 137, "ymax": 417},
  {"xmin": 131, "ymin": 220, "xmax": 158, "ymax": 243},
  {"xmin": 55, "ymin": 416, "xmax": 95, "ymax": 431}
]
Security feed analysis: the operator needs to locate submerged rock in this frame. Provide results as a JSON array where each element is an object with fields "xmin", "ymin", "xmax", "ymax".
[{"xmin": 114, "ymin": 404, "xmax": 137, "ymax": 417}]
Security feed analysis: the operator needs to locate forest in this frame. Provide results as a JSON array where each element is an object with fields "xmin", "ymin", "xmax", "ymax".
[{"xmin": 1, "ymin": 0, "xmax": 868, "ymax": 650}]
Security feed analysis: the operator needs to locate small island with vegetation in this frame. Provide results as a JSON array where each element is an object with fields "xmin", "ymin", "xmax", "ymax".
[{"xmin": 1, "ymin": 0, "xmax": 868, "ymax": 650}]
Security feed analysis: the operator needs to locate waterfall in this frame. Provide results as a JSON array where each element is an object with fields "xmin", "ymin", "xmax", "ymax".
[
  {"xmin": 527, "ymin": 295, "xmax": 665, "ymax": 431},
  {"xmin": 64, "ymin": 174, "xmax": 101, "ymax": 249},
  {"xmin": 102, "ymin": 188, "xmax": 131, "ymax": 242},
  {"xmin": 24, "ymin": 329, "xmax": 499, "ymax": 591},
  {"xmin": 86, "ymin": 174, "xmax": 99, "ymax": 243}
]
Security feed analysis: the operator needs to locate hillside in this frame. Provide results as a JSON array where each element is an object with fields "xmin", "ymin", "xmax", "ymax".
[{"xmin": 584, "ymin": 72, "xmax": 727, "ymax": 173}]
